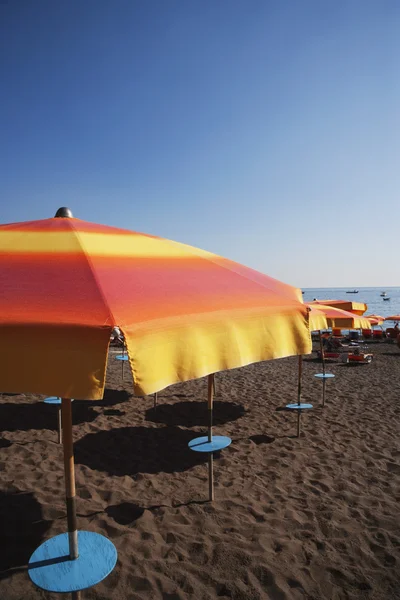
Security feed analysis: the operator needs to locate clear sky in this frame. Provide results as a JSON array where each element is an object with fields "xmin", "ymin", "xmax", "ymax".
[{"xmin": 1, "ymin": 1, "xmax": 399, "ymax": 287}]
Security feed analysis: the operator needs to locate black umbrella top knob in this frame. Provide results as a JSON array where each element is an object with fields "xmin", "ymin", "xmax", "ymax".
[{"xmin": 54, "ymin": 207, "xmax": 74, "ymax": 218}]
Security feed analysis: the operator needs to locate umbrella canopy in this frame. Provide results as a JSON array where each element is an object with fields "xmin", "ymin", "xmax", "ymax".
[
  {"xmin": 385, "ymin": 315, "xmax": 400, "ymax": 321},
  {"xmin": 310, "ymin": 299, "xmax": 367, "ymax": 316},
  {"xmin": 365, "ymin": 315, "xmax": 385, "ymax": 326},
  {"xmin": 0, "ymin": 210, "xmax": 311, "ymax": 399},
  {"xmin": 366, "ymin": 317, "xmax": 383, "ymax": 326},
  {"xmin": 308, "ymin": 304, "xmax": 372, "ymax": 330},
  {"xmin": 307, "ymin": 306, "xmax": 328, "ymax": 331},
  {"xmin": 365, "ymin": 314, "xmax": 385, "ymax": 322}
]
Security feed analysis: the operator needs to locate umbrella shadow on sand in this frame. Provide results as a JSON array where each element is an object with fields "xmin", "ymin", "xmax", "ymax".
[
  {"xmin": 0, "ymin": 490, "xmax": 51, "ymax": 581},
  {"xmin": 74, "ymin": 426, "xmax": 209, "ymax": 476},
  {"xmin": 105, "ymin": 498, "xmax": 209, "ymax": 526},
  {"xmin": 0, "ymin": 389, "xmax": 131, "ymax": 434},
  {"xmin": 145, "ymin": 400, "xmax": 245, "ymax": 427},
  {"xmin": 0, "ymin": 401, "xmax": 99, "ymax": 433},
  {"xmin": 83, "ymin": 388, "xmax": 132, "ymax": 407}
]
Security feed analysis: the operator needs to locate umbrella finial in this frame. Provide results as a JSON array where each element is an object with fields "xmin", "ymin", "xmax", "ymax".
[{"xmin": 54, "ymin": 207, "xmax": 74, "ymax": 218}]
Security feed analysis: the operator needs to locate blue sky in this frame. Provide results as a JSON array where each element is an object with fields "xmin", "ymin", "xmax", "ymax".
[{"xmin": 1, "ymin": 1, "xmax": 399, "ymax": 287}]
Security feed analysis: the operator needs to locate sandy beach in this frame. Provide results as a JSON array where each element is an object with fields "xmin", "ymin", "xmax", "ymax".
[{"xmin": 0, "ymin": 341, "xmax": 399, "ymax": 600}]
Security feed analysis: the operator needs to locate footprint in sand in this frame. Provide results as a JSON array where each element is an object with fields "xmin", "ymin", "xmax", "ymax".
[{"xmin": 386, "ymin": 461, "xmax": 400, "ymax": 474}]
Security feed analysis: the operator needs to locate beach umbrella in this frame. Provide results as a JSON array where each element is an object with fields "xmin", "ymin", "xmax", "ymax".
[
  {"xmin": 309, "ymin": 303, "xmax": 371, "ymax": 331},
  {"xmin": 310, "ymin": 299, "xmax": 367, "ymax": 316},
  {"xmin": 307, "ymin": 304, "xmax": 371, "ymax": 406},
  {"xmin": 0, "ymin": 208, "xmax": 311, "ymax": 596},
  {"xmin": 286, "ymin": 306, "xmax": 328, "ymax": 436},
  {"xmin": 366, "ymin": 317, "xmax": 383, "ymax": 326},
  {"xmin": 365, "ymin": 314, "xmax": 385, "ymax": 324}
]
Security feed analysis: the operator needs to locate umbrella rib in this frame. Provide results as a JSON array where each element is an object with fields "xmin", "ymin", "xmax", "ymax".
[{"xmin": 68, "ymin": 219, "xmax": 116, "ymax": 328}]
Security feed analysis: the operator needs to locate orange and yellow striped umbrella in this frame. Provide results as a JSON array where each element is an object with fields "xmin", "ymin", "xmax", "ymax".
[
  {"xmin": 0, "ymin": 210, "xmax": 311, "ymax": 399},
  {"xmin": 308, "ymin": 304, "xmax": 371, "ymax": 330},
  {"xmin": 310, "ymin": 299, "xmax": 367, "ymax": 316},
  {"xmin": 365, "ymin": 315, "xmax": 385, "ymax": 326},
  {"xmin": 365, "ymin": 314, "xmax": 385, "ymax": 322}
]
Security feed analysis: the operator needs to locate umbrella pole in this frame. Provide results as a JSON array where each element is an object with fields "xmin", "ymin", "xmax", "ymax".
[
  {"xmin": 61, "ymin": 398, "xmax": 79, "ymax": 560},
  {"xmin": 208, "ymin": 374, "xmax": 214, "ymax": 502},
  {"xmin": 297, "ymin": 355, "xmax": 302, "ymax": 437},
  {"xmin": 122, "ymin": 344, "xmax": 125, "ymax": 380},
  {"xmin": 213, "ymin": 375, "xmax": 217, "ymax": 397},
  {"xmin": 319, "ymin": 331, "xmax": 326, "ymax": 375},
  {"xmin": 58, "ymin": 406, "xmax": 62, "ymax": 444},
  {"xmin": 154, "ymin": 392, "xmax": 158, "ymax": 409}
]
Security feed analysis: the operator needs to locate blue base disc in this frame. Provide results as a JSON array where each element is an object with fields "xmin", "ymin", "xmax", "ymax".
[
  {"xmin": 314, "ymin": 373, "xmax": 335, "ymax": 379},
  {"xmin": 28, "ymin": 531, "xmax": 117, "ymax": 593},
  {"xmin": 115, "ymin": 355, "xmax": 129, "ymax": 361},
  {"xmin": 44, "ymin": 397, "xmax": 74, "ymax": 405},
  {"xmin": 286, "ymin": 403, "xmax": 313, "ymax": 410},
  {"xmin": 188, "ymin": 435, "xmax": 232, "ymax": 453}
]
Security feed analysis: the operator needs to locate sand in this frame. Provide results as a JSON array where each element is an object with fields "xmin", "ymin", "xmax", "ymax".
[{"xmin": 0, "ymin": 341, "xmax": 399, "ymax": 599}]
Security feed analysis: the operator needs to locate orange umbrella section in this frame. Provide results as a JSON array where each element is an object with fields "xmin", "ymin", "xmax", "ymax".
[
  {"xmin": 308, "ymin": 304, "xmax": 371, "ymax": 331},
  {"xmin": 310, "ymin": 299, "xmax": 367, "ymax": 316},
  {"xmin": 0, "ymin": 212, "xmax": 311, "ymax": 399},
  {"xmin": 365, "ymin": 315, "xmax": 385, "ymax": 326},
  {"xmin": 365, "ymin": 314, "xmax": 385, "ymax": 322}
]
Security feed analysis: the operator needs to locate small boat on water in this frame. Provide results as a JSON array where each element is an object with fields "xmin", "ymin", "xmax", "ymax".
[
  {"xmin": 380, "ymin": 291, "xmax": 387, "ymax": 297},
  {"xmin": 383, "ymin": 297, "xmax": 391, "ymax": 301},
  {"xmin": 346, "ymin": 290, "xmax": 359, "ymax": 294}
]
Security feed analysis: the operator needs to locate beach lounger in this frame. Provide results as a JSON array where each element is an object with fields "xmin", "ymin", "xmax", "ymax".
[
  {"xmin": 317, "ymin": 350, "xmax": 341, "ymax": 360},
  {"xmin": 341, "ymin": 353, "xmax": 373, "ymax": 364},
  {"xmin": 372, "ymin": 330, "xmax": 383, "ymax": 340}
]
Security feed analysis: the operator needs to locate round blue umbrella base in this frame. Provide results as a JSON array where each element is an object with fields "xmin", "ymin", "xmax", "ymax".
[
  {"xmin": 188, "ymin": 435, "xmax": 232, "ymax": 453},
  {"xmin": 286, "ymin": 403, "xmax": 313, "ymax": 410},
  {"xmin": 28, "ymin": 531, "xmax": 117, "ymax": 593},
  {"xmin": 314, "ymin": 373, "xmax": 335, "ymax": 379},
  {"xmin": 44, "ymin": 397, "xmax": 74, "ymax": 404},
  {"xmin": 115, "ymin": 355, "xmax": 129, "ymax": 361}
]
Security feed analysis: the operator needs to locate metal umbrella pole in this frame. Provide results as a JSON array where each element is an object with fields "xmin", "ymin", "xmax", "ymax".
[
  {"xmin": 58, "ymin": 405, "xmax": 63, "ymax": 444},
  {"xmin": 318, "ymin": 330, "xmax": 326, "ymax": 376},
  {"xmin": 207, "ymin": 374, "xmax": 214, "ymax": 501},
  {"xmin": 212, "ymin": 374, "xmax": 217, "ymax": 397},
  {"xmin": 187, "ymin": 374, "xmax": 231, "ymax": 501},
  {"xmin": 62, "ymin": 399, "xmax": 79, "ymax": 559},
  {"xmin": 319, "ymin": 331, "xmax": 327, "ymax": 406},
  {"xmin": 314, "ymin": 330, "xmax": 335, "ymax": 407},
  {"xmin": 297, "ymin": 355, "xmax": 302, "ymax": 437},
  {"xmin": 62, "ymin": 399, "xmax": 80, "ymax": 600},
  {"xmin": 29, "ymin": 398, "xmax": 117, "ymax": 598}
]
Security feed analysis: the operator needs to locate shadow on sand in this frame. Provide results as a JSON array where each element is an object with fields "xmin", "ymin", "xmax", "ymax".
[
  {"xmin": 74, "ymin": 426, "xmax": 209, "ymax": 477},
  {"xmin": 0, "ymin": 389, "xmax": 132, "ymax": 434},
  {"xmin": 0, "ymin": 401, "xmax": 98, "ymax": 433},
  {"xmin": 0, "ymin": 490, "xmax": 51, "ymax": 580},
  {"xmin": 145, "ymin": 400, "xmax": 245, "ymax": 427},
  {"xmin": 106, "ymin": 499, "xmax": 210, "ymax": 526}
]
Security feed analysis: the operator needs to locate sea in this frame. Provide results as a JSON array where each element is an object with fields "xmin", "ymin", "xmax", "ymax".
[{"xmin": 302, "ymin": 287, "xmax": 400, "ymax": 319}]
